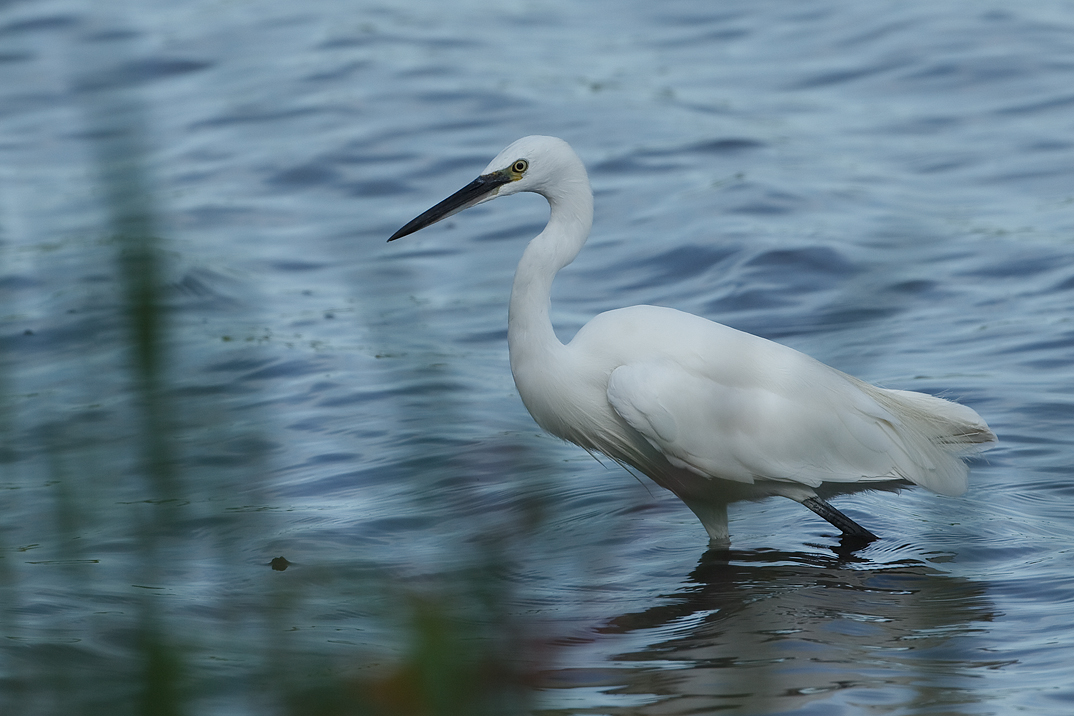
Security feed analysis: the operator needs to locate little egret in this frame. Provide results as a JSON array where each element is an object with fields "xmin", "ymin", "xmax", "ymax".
[{"xmin": 389, "ymin": 136, "xmax": 996, "ymax": 547}]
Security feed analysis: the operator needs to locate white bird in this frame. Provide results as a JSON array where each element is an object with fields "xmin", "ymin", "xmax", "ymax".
[{"xmin": 389, "ymin": 136, "xmax": 996, "ymax": 547}]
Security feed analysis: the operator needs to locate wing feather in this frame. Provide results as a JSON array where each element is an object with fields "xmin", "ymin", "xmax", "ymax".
[{"xmin": 607, "ymin": 361, "xmax": 912, "ymax": 489}]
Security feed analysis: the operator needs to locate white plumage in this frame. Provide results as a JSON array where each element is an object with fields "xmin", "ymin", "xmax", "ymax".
[{"xmin": 390, "ymin": 136, "xmax": 995, "ymax": 546}]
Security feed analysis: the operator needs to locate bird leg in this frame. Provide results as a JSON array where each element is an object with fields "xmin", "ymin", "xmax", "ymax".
[
  {"xmin": 679, "ymin": 497, "xmax": 730, "ymax": 546},
  {"xmin": 801, "ymin": 497, "xmax": 878, "ymax": 541}
]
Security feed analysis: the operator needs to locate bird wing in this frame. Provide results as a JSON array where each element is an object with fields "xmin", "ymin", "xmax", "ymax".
[{"xmin": 606, "ymin": 361, "xmax": 911, "ymax": 488}]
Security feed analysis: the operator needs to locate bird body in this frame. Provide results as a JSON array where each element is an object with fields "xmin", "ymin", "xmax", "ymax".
[{"xmin": 390, "ymin": 136, "xmax": 995, "ymax": 546}]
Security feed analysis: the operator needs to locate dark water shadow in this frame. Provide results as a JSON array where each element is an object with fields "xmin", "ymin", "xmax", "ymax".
[{"xmin": 540, "ymin": 548, "xmax": 998, "ymax": 714}]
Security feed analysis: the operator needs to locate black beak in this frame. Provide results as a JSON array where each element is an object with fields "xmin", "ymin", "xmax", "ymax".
[{"xmin": 388, "ymin": 171, "xmax": 513, "ymax": 242}]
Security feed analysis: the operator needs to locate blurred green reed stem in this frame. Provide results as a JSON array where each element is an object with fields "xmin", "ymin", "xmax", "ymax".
[
  {"xmin": 93, "ymin": 109, "xmax": 178, "ymax": 507},
  {"xmin": 86, "ymin": 89, "xmax": 186, "ymax": 716},
  {"xmin": 0, "ymin": 212, "xmax": 26, "ymax": 715}
]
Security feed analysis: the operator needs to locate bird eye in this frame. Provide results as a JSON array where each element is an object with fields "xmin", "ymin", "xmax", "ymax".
[{"xmin": 512, "ymin": 159, "xmax": 528, "ymax": 174}]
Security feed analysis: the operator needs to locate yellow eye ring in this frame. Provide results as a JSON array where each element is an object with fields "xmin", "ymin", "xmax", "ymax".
[{"xmin": 512, "ymin": 159, "xmax": 528, "ymax": 174}]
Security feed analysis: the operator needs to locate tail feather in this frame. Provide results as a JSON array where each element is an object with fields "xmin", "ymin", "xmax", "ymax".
[
  {"xmin": 855, "ymin": 383, "xmax": 996, "ymax": 496},
  {"xmin": 880, "ymin": 388, "xmax": 997, "ymax": 448}
]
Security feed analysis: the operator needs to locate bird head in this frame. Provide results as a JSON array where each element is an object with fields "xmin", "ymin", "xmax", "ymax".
[{"xmin": 387, "ymin": 136, "xmax": 580, "ymax": 242}]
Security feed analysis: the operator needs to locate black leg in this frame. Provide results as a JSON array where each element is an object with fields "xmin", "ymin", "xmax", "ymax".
[{"xmin": 801, "ymin": 496, "xmax": 878, "ymax": 542}]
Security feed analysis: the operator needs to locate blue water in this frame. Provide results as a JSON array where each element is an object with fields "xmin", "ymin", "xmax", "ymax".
[{"xmin": 2, "ymin": 0, "xmax": 1074, "ymax": 713}]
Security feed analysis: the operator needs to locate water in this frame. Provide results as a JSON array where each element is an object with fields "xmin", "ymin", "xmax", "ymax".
[{"xmin": 2, "ymin": 0, "xmax": 1073, "ymax": 713}]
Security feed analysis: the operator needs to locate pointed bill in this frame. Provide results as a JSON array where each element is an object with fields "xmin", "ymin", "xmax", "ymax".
[{"xmin": 388, "ymin": 170, "xmax": 513, "ymax": 242}]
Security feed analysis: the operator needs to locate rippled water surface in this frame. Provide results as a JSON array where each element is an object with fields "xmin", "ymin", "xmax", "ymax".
[{"xmin": 2, "ymin": 0, "xmax": 1074, "ymax": 713}]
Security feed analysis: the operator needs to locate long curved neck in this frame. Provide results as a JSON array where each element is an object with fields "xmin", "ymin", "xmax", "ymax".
[{"xmin": 508, "ymin": 173, "xmax": 594, "ymax": 368}]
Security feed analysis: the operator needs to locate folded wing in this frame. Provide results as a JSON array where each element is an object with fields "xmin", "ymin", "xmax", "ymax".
[{"xmin": 607, "ymin": 360, "xmax": 988, "ymax": 495}]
